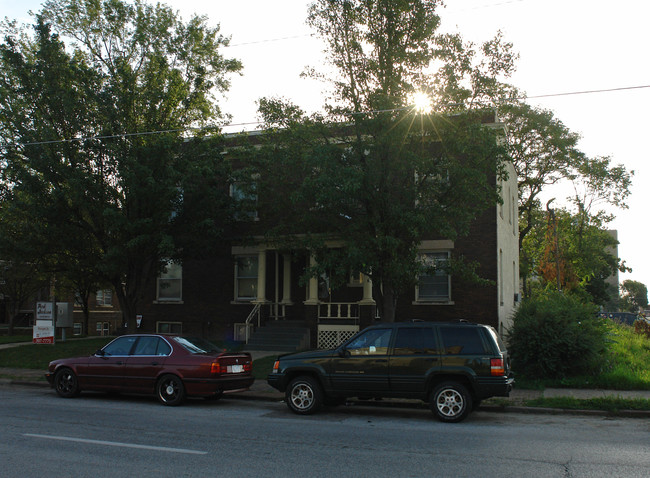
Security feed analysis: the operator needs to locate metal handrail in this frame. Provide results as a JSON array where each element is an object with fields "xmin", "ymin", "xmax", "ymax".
[{"xmin": 243, "ymin": 302, "xmax": 262, "ymax": 344}]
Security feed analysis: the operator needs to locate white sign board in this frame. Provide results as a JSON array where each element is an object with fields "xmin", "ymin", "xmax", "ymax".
[
  {"xmin": 33, "ymin": 320, "xmax": 55, "ymax": 344},
  {"xmin": 36, "ymin": 302, "xmax": 53, "ymax": 322}
]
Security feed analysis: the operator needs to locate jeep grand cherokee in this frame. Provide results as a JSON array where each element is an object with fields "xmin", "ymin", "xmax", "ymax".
[{"xmin": 268, "ymin": 321, "xmax": 513, "ymax": 422}]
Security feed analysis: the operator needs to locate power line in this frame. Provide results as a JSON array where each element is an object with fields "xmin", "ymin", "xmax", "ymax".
[
  {"xmin": 526, "ymin": 85, "xmax": 650, "ymax": 100},
  {"xmin": 15, "ymin": 84, "xmax": 650, "ymax": 147}
]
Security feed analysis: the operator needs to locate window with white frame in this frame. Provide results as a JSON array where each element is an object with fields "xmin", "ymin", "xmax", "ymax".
[
  {"xmin": 235, "ymin": 255, "xmax": 258, "ymax": 301},
  {"xmin": 96, "ymin": 289, "xmax": 113, "ymax": 307},
  {"xmin": 416, "ymin": 252, "xmax": 450, "ymax": 302},
  {"xmin": 157, "ymin": 261, "xmax": 182, "ymax": 302}
]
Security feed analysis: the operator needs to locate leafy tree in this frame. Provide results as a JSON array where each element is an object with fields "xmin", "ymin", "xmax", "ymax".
[
  {"xmin": 0, "ymin": 0, "xmax": 241, "ymax": 332},
  {"xmin": 520, "ymin": 204, "xmax": 626, "ymax": 306},
  {"xmin": 427, "ymin": 30, "xmax": 633, "ymax": 268},
  {"xmin": 620, "ymin": 280, "xmax": 648, "ymax": 312},
  {"xmin": 252, "ymin": 0, "xmax": 509, "ymax": 321},
  {"xmin": 498, "ymin": 103, "xmax": 633, "ymax": 250}
]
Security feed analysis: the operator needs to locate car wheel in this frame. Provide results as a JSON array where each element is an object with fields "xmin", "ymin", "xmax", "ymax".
[
  {"xmin": 286, "ymin": 376, "xmax": 323, "ymax": 415},
  {"xmin": 430, "ymin": 382, "xmax": 472, "ymax": 423},
  {"xmin": 156, "ymin": 374, "xmax": 185, "ymax": 406},
  {"xmin": 54, "ymin": 368, "xmax": 80, "ymax": 398}
]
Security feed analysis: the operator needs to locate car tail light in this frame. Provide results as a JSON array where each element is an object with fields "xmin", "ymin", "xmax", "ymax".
[
  {"xmin": 491, "ymin": 358, "xmax": 505, "ymax": 376},
  {"xmin": 211, "ymin": 361, "xmax": 222, "ymax": 374}
]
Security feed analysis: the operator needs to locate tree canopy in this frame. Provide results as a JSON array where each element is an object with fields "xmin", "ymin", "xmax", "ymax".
[
  {"xmin": 251, "ymin": 0, "xmax": 510, "ymax": 321},
  {"xmin": 0, "ymin": 0, "xmax": 241, "ymax": 332}
]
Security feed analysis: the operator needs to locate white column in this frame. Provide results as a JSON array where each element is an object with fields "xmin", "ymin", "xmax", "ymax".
[
  {"xmin": 304, "ymin": 254, "xmax": 319, "ymax": 305},
  {"xmin": 255, "ymin": 249, "xmax": 268, "ymax": 303},
  {"xmin": 359, "ymin": 273, "xmax": 375, "ymax": 305},
  {"xmin": 281, "ymin": 254, "xmax": 293, "ymax": 304}
]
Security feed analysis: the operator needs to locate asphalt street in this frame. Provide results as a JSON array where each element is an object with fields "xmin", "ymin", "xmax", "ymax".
[{"xmin": 1, "ymin": 385, "xmax": 649, "ymax": 478}]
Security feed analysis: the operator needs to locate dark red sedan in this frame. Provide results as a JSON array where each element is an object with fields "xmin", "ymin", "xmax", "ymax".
[{"xmin": 45, "ymin": 334, "xmax": 254, "ymax": 406}]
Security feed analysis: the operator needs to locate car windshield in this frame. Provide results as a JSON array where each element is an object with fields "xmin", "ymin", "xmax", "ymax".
[{"xmin": 172, "ymin": 336, "xmax": 223, "ymax": 354}]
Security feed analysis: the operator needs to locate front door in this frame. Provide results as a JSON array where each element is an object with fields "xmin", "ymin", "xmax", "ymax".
[
  {"xmin": 329, "ymin": 328, "xmax": 393, "ymax": 394},
  {"xmin": 76, "ymin": 335, "xmax": 137, "ymax": 390}
]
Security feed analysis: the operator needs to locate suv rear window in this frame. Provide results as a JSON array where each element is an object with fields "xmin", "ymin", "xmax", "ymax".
[
  {"xmin": 439, "ymin": 327, "xmax": 487, "ymax": 355},
  {"xmin": 393, "ymin": 327, "xmax": 440, "ymax": 355}
]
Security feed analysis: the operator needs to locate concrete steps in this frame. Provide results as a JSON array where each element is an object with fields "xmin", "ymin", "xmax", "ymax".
[{"xmin": 244, "ymin": 320, "xmax": 310, "ymax": 352}]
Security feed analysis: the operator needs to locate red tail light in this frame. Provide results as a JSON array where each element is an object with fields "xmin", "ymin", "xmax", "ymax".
[
  {"xmin": 490, "ymin": 358, "xmax": 505, "ymax": 376},
  {"xmin": 211, "ymin": 361, "xmax": 221, "ymax": 374}
]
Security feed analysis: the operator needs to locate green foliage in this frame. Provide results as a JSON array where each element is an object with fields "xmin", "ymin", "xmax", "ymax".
[
  {"xmin": 621, "ymin": 280, "xmax": 649, "ymax": 311},
  {"xmin": 257, "ymin": 1, "xmax": 511, "ymax": 321},
  {"xmin": 507, "ymin": 291, "xmax": 607, "ymax": 379},
  {"xmin": 0, "ymin": 0, "xmax": 241, "ymax": 331},
  {"xmin": 519, "ymin": 205, "xmax": 624, "ymax": 305}
]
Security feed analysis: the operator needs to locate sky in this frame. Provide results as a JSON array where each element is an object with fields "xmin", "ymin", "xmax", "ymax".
[{"xmin": 2, "ymin": 0, "xmax": 649, "ymax": 293}]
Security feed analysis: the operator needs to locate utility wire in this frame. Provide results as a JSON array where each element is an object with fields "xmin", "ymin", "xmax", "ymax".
[{"xmin": 15, "ymin": 84, "xmax": 650, "ymax": 147}]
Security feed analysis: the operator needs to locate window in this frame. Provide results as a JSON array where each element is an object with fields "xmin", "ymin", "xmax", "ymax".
[
  {"xmin": 346, "ymin": 328, "xmax": 392, "ymax": 356},
  {"xmin": 96, "ymin": 289, "xmax": 113, "ymax": 307},
  {"xmin": 235, "ymin": 255, "xmax": 258, "ymax": 301},
  {"xmin": 102, "ymin": 336, "xmax": 137, "ymax": 356},
  {"xmin": 393, "ymin": 327, "xmax": 440, "ymax": 355},
  {"xmin": 416, "ymin": 252, "xmax": 450, "ymax": 302},
  {"xmin": 133, "ymin": 336, "xmax": 171, "ymax": 356},
  {"xmin": 230, "ymin": 180, "xmax": 258, "ymax": 219},
  {"xmin": 173, "ymin": 336, "xmax": 223, "ymax": 354},
  {"xmin": 156, "ymin": 321, "xmax": 182, "ymax": 334},
  {"xmin": 439, "ymin": 327, "xmax": 487, "ymax": 355},
  {"xmin": 157, "ymin": 261, "xmax": 182, "ymax": 302}
]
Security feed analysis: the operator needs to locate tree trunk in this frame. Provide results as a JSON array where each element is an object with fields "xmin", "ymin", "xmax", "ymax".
[
  {"xmin": 113, "ymin": 283, "xmax": 137, "ymax": 334},
  {"xmin": 380, "ymin": 285, "xmax": 398, "ymax": 322}
]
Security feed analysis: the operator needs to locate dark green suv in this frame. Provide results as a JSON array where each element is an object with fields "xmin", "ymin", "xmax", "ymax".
[{"xmin": 268, "ymin": 321, "xmax": 513, "ymax": 422}]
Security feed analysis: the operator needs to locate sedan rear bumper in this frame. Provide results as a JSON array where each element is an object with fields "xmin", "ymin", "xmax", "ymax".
[{"xmin": 184, "ymin": 375, "xmax": 255, "ymax": 396}]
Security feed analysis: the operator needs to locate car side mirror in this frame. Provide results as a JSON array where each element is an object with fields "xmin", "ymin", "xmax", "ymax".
[
  {"xmin": 95, "ymin": 349, "xmax": 105, "ymax": 357},
  {"xmin": 338, "ymin": 348, "xmax": 350, "ymax": 358}
]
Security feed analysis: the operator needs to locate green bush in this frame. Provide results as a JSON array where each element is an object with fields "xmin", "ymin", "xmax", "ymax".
[{"xmin": 507, "ymin": 291, "xmax": 607, "ymax": 379}]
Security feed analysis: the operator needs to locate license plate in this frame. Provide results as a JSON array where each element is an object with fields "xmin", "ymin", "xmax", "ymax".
[{"xmin": 228, "ymin": 365, "xmax": 243, "ymax": 373}]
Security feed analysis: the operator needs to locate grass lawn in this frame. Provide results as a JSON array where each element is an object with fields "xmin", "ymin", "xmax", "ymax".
[
  {"xmin": 0, "ymin": 337, "xmax": 111, "ymax": 369},
  {"xmin": 252, "ymin": 354, "xmax": 277, "ymax": 380},
  {"xmin": 515, "ymin": 322, "xmax": 650, "ymax": 391},
  {"xmin": 0, "ymin": 335, "xmax": 33, "ymax": 345}
]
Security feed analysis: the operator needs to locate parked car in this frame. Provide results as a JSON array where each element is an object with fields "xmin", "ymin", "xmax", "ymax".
[
  {"xmin": 268, "ymin": 321, "xmax": 514, "ymax": 422},
  {"xmin": 45, "ymin": 334, "xmax": 254, "ymax": 406}
]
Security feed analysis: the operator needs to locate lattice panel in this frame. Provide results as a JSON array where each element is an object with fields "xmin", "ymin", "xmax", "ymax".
[{"xmin": 318, "ymin": 327, "xmax": 358, "ymax": 349}]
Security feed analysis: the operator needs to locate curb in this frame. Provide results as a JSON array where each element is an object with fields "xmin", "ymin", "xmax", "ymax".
[{"xmin": 4, "ymin": 379, "xmax": 650, "ymax": 418}]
